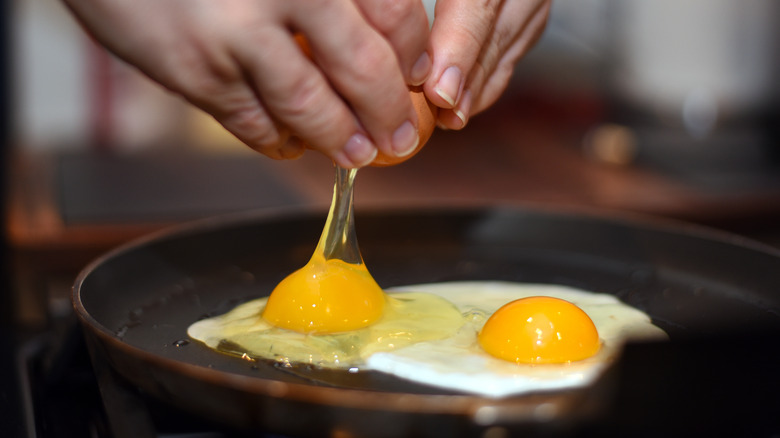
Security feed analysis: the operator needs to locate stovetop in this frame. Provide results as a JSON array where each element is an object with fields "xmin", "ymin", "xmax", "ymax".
[{"xmin": 11, "ymin": 320, "xmax": 283, "ymax": 438}]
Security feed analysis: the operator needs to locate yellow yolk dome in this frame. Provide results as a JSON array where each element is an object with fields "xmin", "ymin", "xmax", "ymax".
[
  {"xmin": 262, "ymin": 254, "xmax": 386, "ymax": 334},
  {"xmin": 478, "ymin": 296, "xmax": 600, "ymax": 364}
]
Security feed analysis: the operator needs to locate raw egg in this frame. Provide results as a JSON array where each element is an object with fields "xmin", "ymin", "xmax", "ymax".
[
  {"xmin": 188, "ymin": 290, "xmax": 464, "ymax": 368},
  {"xmin": 260, "ymin": 163, "xmax": 385, "ymax": 335},
  {"xmin": 189, "ymin": 281, "xmax": 667, "ymax": 397},
  {"xmin": 261, "ymin": 253, "xmax": 385, "ymax": 334}
]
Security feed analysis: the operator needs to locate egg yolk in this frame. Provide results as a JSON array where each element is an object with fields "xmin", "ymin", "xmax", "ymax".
[
  {"xmin": 478, "ymin": 296, "xmax": 600, "ymax": 364},
  {"xmin": 261, "ymin": 253, "xmax": 385, "ymax": 334}
]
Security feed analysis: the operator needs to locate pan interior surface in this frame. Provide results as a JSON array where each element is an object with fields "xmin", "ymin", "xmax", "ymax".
[{"xmin": 73, "ymin": 207, "xmax": 780, "ymax": 426}]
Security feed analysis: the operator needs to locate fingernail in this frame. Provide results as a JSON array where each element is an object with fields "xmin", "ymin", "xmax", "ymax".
[
  {"xmin": 434, "ymin": 66, "xmax": 463, "ymax": 107},
  {"xmin": 453, "ymin": 89, "xmax": 472, "ymax": 129},
  {"xmin": 392, "ymin": 120, "xmax": 419, "ymax": 157},
  {"xmin": 410, "ymin": 52, "xmax": 432, "ymax": 86},
  {"xmin": 341, "ymin": 133, "xmax": 377, "ymax": 167}
]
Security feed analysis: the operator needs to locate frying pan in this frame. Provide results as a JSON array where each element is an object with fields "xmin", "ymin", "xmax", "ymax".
[{"xmin": 73, "ymin": 205, "xmax": 780, "ymax": 437}]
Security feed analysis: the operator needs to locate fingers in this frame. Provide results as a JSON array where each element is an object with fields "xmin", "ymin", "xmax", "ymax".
[
  {"xmin": 67, "ymin": 0, "xmax": 548, "ymax": 167},
  {"xmin": 71, "ymin": 0, "xmax": 429, "ymax": 168},
  {"xmin": 287, "ymin": 1, "xmax": 422, "ymax": 163},
  {"xmin": 354, "ymin": 0, "xmax": 433, "ymax": 85},
  {"xmin": 190, "ymin": 0, "xmax": 424, "ymax": 168},
  {"xmin": 230, "ymin": 26, "xmax": 378, "ymax": 167},
  {"xmin": 425, "ymin": 0, "xmax": 501, "ymax": 112},
  {"xmin": 426, "ymin": 0, "xmax": 551, "ymax": 130},
  {"xmin": 469, "ymin": 0, "xmax": 551, "ymax": 114}
]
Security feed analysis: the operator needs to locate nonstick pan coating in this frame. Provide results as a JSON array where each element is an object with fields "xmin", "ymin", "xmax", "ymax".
[{"xmin": 73, "ymin": 206, "xmax": 780, "ymax": 437}]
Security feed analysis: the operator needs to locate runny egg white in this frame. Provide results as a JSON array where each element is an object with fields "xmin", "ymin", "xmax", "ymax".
[
  {"xmin": 187, "ymin": 281, "xmax": 667, "ymax": 398},
  {"xmin": 188, "ymin": 289, "xmax": 465, "ymax": 368}
]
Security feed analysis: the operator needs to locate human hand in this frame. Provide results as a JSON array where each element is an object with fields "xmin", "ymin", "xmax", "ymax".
[
  {"xmin": 63, "ymin": 0, "xmax": 432, "ymax": 168},
  {"xmin": 423, "ymin": 0, "xmax": 552, "ymax": 130}
]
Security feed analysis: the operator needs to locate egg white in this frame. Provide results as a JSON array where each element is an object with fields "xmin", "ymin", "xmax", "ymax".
[
  {"xmin": 365, "ymin": 281, "xmax": 667, "ymax": 398},
  {"xmin": 187, "ymin": 290, "xmax": 465, "ymax": 368},
  {"xmin": 188, "ymin": 280, "xmax": 667, "ymax": 398}
]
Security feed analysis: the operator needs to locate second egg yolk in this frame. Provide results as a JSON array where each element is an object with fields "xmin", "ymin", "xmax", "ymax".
[
  {"xmin": 478, "ymin": 296, "xmax": 600, "ymax": 364},
  {"xmin": 261, "ymin": 253, "xmax": 386, "ymax": 334}
]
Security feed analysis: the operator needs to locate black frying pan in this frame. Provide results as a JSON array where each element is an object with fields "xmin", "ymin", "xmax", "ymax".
[{"xmin": 73, "ymin": 206, "xmax": 780, "ymax": 437}]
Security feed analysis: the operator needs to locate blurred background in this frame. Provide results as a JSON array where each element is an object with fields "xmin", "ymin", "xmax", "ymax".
[
  {"xmin": 7, "ymin": 0, "xmax": 780, "ymax": 327},
  {"xmin": 2, "ymin": 0, "xmax": 780, "ymax": 435},
  {"xmin": 6, "ymin": 0, "xmax": 780, "ymax": 326}
]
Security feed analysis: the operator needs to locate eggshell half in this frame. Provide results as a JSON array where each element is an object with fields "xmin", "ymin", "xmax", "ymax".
[{"xmin": 371, "ymin": 86, "xmax": 438, "ymax": 167}]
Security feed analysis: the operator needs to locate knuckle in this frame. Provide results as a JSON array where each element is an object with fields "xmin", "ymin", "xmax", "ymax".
[
  {"xmin": 164, "ymin": 53, "xmax": 243, "ymax": 109},
  {"xmin": 220, "ymin": 105, "xmax": 284, "ymax": 154},
  {"xmin": 270, "ymin": 77, "xmax": 350, "ymax": 152},
  {"xmin": 276, "ymin": 74, "xmax": 327, "ymax": 121},
  {"xmin": 348, "ymin": 41, "xmax": 396, "ymax": 86},
  {"xmin": 372, "ymin": 0, "xmax": 416, "ymax": 31},
  {"xmin": 493, "ymin": 21, "xmax": 515, "ymax": 53}
]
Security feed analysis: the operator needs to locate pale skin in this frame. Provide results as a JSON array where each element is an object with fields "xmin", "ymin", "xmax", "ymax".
[{"xmin": 63, "ymin": 0, "xmax": 551, "ymax": 168}]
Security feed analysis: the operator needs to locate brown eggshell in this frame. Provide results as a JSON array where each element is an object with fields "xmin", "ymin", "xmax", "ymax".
[{"xmin": 370, "ymin": 86, "xmax": 438, "ymax": 167}]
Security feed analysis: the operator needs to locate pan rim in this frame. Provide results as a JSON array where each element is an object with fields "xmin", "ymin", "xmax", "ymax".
[{"xmin": 72, "ymin": 200, "xmax": 780, "ymax": 283}]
